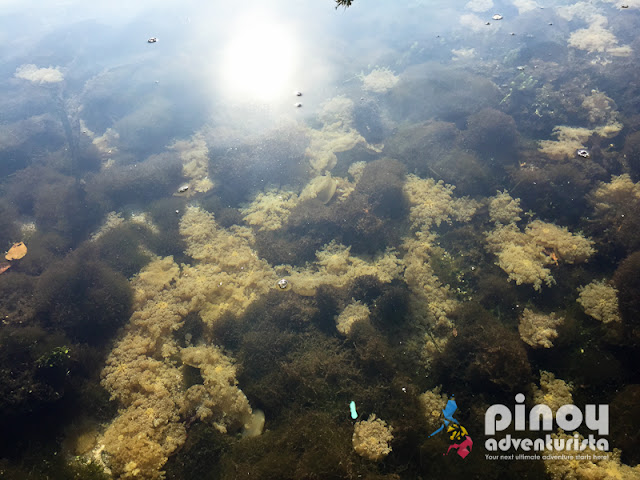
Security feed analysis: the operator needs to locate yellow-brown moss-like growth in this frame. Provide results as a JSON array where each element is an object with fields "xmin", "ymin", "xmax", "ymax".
[
  {"xmin": 577, "ymin": 280, "xmax": 621, "ymax": 324},
  {"xmin": 543, "ymin": 431, "xmax": 640, "ymax": 480},
  {"xmin": 404, "ymin": 174, "xmax": 479, "ymax": 231},
  {"xmin": 305, "ymin": 96, "xmax": 369, "ymax": 173},
  {"xmin": 486, "ymin": 224, "xmax": 555, "ymax": 291},
  {"xmin": 486, "ymin": 220, "xmax": 595, "ymax": 291},
  {"xmin": 403, "ymin": 234, "xmax": 458, "ymax": 333},
  {"xmin": 240, "ymin": 188, "xmax": 299, "ymax": 231},
  {"xmin": 532, "ymin": 371, "xmax": 573, "ymax": 416},
  {"xmin": 335, "ymin": 300, "xmax": 370, "ymax": 336},
  {"xmin": 538, "ymin": 124, "xmax": 622, "ymax": 160},
  {"xmin": 352, "ymin": 414, "xmax": 393, "ymax": 461},
  {"xmin": 179, "ymin": 206, "xmax": 277, "ymax": 326},
  {"xmin": 402, "ymin": 175, "xmax": 479, "ymax": 359},
  {"xmin": 100, "ymin": 260, "xmax": 256, "ymax": 478},
  {"xmin": 283, "ymin": 241, "xmax": 403, "ymax": 297},
  {"xmin": 518, "ymin": 308, "xmax": 564, "ymax": 349},
  {"xmin": 419, "ymin": 386, "xmax": 449, "ymax": 433},
  {"xmin": 590, "ymin": 174, "xmax": 640, "ymax": 251},
  {"xmin": 488, "ymin": 190, "xmax": 522, "ymax": 224},
  {"xmin": 525, "ymin": 220, "xmax": 595, "ymax": 264},
  {"xmin": 99, "ymin": 205, "xmax": 277, "ymax": 478},
  {"xmin": 169, "ymin": 133, "xmax": 214, "ymax": 194}
]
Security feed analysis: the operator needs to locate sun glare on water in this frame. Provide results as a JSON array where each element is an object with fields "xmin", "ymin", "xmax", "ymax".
[{"xmin": 221, "ymin": 14, "xmax": 297, "ymax": 103}]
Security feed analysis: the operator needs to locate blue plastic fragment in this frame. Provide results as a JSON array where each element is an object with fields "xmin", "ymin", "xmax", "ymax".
[{"xmin": 349, "ymin": 400, "xmax": 358, "ymax": 419}]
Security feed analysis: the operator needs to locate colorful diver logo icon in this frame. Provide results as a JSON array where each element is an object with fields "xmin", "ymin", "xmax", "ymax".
[{"xmin": 428, "ymin": 394, "xmax": 473, "ymax": 459}]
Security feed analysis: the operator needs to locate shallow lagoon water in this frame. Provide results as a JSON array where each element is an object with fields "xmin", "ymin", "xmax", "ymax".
[{"xmin": 1, "ymin": 0, "xmax": 639, "ymax": 478}]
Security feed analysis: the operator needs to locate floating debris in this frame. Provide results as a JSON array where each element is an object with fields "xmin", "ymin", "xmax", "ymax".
[
  {"xmin": 0, "ymin": 263, "xmax": 11, "ymax": 275},
  {"xmin": 5, "ymin": 242, "xmax": 27, "ymax": 261},
  {"xmin": 485, "ymin": 21, "xmax": 491, "ymax": 25},
  {"xmin": 277, "ymin": 278, "xmax": 290, "ymax": 290},
  {"xmin": 177, "ymin": 184, "xmax": 190, "ymax": 194},
  {"xmin": 294, "ymin": 91, "xmax": 302, "ymax": 96},
  {"xmin": 492, "ymin": 14, "xmax": 503, "ymax": 20},
  {"xmin": 294, "ymin": 102, "xmax": 302, "ymax": 108},
  {"xmin": 577, "ymin": 149, "xmax": 590, "ymax": 158},
  {"xmin": 517, "ymin": 66, "xmax": 525, "ymax": 71},
  {"xmin": 621, "ymin": 4, "xmax": 629, "ymax": 8},
  {"xmin": 148, "ymin": 37, "xmax": 158, "ymax": 43}
]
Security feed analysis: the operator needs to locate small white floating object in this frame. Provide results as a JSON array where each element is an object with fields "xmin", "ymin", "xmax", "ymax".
[
  {"xmin": 294, "ymin": 91, "xmax": 302, "ymax": 96},
  {"xmin": 576, "ymin": 149, "xmax": 590, "ymax": 158},
  {"xmin": 178, "ymin": 184, "xmax": 189, "ymax": 193},
  {"xmin": 492, "ymin": 14, "xmax": 503, "ymax": 20},
  {"xmin": 294, "ymin": 102, "xmax": 302, "ymax": 108},
  {"xmin": 147, "ymin": 37, "xmax": 158, "ymax": 43}
]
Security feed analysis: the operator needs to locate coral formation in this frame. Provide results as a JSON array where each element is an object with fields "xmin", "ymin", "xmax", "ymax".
[
  {"xmin": 518, "ymin": 308, "xmax": 564, "ymax": 348},
  {"xmin": 577, "ymin": 280, "xmax": 621, "ymax": 324},
  {"xmin": 352, "ymin": 414, "xmax": 394, "ymax": 461}
]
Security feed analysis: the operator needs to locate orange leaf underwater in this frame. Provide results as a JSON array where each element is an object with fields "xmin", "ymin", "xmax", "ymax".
[
  {"xmin": 5, "ymin": 242, "xmax": 27, "ymax": 261},
  {"xmin": 0, "ymin": 263, "xmax": 11, "ymax": 274}
]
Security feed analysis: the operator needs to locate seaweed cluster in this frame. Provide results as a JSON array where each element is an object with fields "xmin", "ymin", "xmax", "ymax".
[{"xmin": 2, "ymin": 1, "xmax": 640, "ymax": 478}]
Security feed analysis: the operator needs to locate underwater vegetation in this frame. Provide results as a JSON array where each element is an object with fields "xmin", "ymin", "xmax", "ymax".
[{"xmin": 2, "ymin": 1, "xmax": 640, "ymax": 479}]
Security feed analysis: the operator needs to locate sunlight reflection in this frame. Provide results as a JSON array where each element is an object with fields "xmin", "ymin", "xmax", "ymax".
[{"xmin": 221, "ymin": 13, "xmax": 297, "ymax": 103}]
